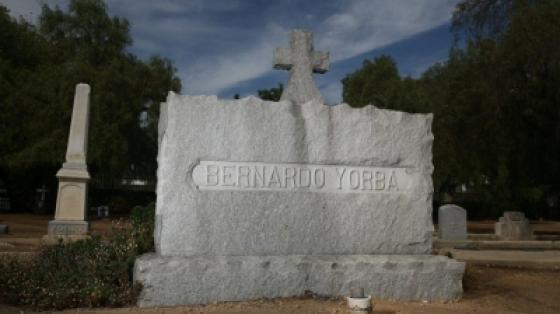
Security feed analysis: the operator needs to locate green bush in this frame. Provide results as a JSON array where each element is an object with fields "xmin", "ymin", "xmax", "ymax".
[
  {"xmin": 0, "ymin": 202, "xmax": 155, "ymax": 310},
  {"xmin": 130, "ymin": 202, "xmax": 155, "ymax": 253}
]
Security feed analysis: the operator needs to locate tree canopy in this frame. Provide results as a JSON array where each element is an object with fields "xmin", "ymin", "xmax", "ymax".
[
  {"xmin": 342, "ymin": 0, "xmax": 560, "ymax": 218},
  {"xmin": 258, "ymin": 83, "xmax": 283, "ymax": 101},
  {"xmin": 0, "ymin": 0, "xmax": 181, "ymax": 211}
]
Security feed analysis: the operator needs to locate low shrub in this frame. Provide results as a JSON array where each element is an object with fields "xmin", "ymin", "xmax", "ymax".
[{"xmin": 0, "ymin": 202, "xmax": 155, "ymax": 310}]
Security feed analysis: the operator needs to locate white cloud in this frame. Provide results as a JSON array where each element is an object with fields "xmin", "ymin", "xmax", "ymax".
[
  {"xmin": 317, "ymin": 0, "xmax": 458, "ymax": 62},
  {"xmin": 182, "ymin": 24, "xmax": 286, "ymax": 94}
]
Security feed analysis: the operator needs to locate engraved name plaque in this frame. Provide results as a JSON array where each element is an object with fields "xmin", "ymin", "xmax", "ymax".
[{"xmin": 192, "ymin": 161, "xmax": 414, "ymax": 193}]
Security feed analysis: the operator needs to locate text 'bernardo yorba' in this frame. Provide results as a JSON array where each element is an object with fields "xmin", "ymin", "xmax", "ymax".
[{"xmin": 192, "ymin": 161, "xmax": 414, "ymax": 193}]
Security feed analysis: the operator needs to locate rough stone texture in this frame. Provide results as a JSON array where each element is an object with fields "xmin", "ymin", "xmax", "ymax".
[
  {"xmin": 274, "ymin": 30, "xmax": 329, "ymax": 104},
  {"xmin": 438, "ymin": 204, "xmax": 467, "ymax": 240},
  {"xmin": 0, "ymin": 224, "xmax": 8, "ymax": 234},
  {"xmin": 155, "ymin": 94, "xmax": 434, "ymax": 256},
  {"xmin": 495, "ymin": 211, "xmax": 534, "ymax": 240},
  {"xmin": 49, "ymin": 83, "xmax": 91, "ymax": 236},
  {"xmin": 136, "ymin": 92, "xmax": 466, "ymax": 306},
  {"xmin": 134, "ymin": 254, "xmax": 465, "ymax": 307}
]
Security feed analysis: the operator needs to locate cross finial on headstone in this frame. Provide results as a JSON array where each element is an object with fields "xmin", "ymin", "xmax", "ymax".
[
  {"xmin": 36, "ymin": 184, "xmax": 49, "ymax": 201},
  {"xmin": 273, "ymin": 29, "xmax": 329, "ymax": 105}
]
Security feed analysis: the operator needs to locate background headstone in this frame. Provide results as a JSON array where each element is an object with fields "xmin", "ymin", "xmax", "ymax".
[
  {"xmin": 0, "ymin": 223, "xmax": 8, "ymax": 234},
  {"xmin": 495, "ymin": 211, "xmax": 534, "ymax": 240},
  {"xmin": 438, "ymin": 204, "xmax": 467, "ymax": 240},
  {"xmin": 0, "ymin": 179, "xmax": 11, "ymax": 211}
]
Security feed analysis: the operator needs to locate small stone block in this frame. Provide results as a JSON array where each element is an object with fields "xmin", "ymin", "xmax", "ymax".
[
  {"xmin": 0, "ymin": 224, "xmax": 8, "ymax": 234},
  {"xmin": 48, "ymin": 220, "xmax": 89, "ymax": 236}
]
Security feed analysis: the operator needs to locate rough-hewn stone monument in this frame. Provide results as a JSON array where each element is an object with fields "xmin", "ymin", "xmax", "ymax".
[
  {"xmin": 438, "ymin": 204, "xmax": 467, "ymax": 240},
  {"xmin": 44, "ymin": 83, "xmax": 91, "ymax": 241},
  {"xmin": 495, "ymin": 211, "xmax": 534, "ymax": 240},
  {"xmin": 134, "ymin": 29, "xmax": 464, "ymax": 306}
]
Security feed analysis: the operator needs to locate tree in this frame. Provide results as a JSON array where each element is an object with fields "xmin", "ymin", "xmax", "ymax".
[
  {"xmin": 258, "ymin": 83, "xmax": 283, "ymax": 101},
  {"xmin": 342, "ymin": 0, "xmax": 560, "ymax": 218},
  {"xmin": 450, "ymin": 0, "xmax": 560, "ymax": 217},
  {"xmin": 0, "ymin": 0, "xmax": 181, "ymax": 211}
]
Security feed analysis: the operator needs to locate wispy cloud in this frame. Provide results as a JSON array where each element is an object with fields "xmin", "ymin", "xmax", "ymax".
[{"xmin": 316, "ymin": 0, "xmax": 457, "ymax": 62}]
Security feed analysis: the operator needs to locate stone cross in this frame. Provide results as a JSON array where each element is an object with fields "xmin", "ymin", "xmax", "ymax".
[
  {"xmin": 36, "ymin": 184, "xmax": 49, "ymax": 201},
  {"xmin": 36, "ymin": 184, "xmax": 49, "ymax": 209},
  {"xmin": 273, "ymin": 29, "xmax": 329, "ymax": 105}
]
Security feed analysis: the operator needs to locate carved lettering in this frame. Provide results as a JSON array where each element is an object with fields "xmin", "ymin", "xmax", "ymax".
[
  {"xmin": 238, "ymin": 166, "xmax": 250, "ymax": 187},
  {"xmin": 193, "ymin": 161, "xmax": 410, "ymax": 194},
  {"xmin": 206, "ymin": 165, "xmax": 219, "ymax": 186},
  {"xmin": 254, "ymin": 166, "xmax": 265, "ymax": 187},
  {"xmin": 388, "ymin": 170, "xmax": 399, "ymax": 191},
  {"xmin": 222, "ymin": 166, "xmax": 236, "ymax": 186},
  {"xmin": 268, "ymin": 166, "xmax": 281, "ymax": 188},
  {"xmin": 349, "ymin": 169, "xmax": 360, "ymax": 190},
  {"xmin": 299, "ymin": 168, "xmax": 311, "ymax": 188},
  {"xmin": 375, "ymin": 171, "xmax": 385, "ymax": 191},
  {"xmin": 362, "ymin": 170, "xmax": 373, "ymax": 190},
  {"xmin": 335, "ymin": 168, "xmax": 346, "ymax": 189},
  {"xmin": 284, "ymin": 167, "xmax": 296, "ymax": 188},
  {"xmin": 314, "ymin": 168, "xmax": 325, "ymax": 188}
]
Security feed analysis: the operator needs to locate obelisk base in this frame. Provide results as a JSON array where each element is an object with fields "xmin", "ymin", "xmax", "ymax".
[
  {"xmin": 44, "ymin": 165, "xmax": 90, "ymax": 244},
  {"xmin": 42, "ymin": 220, "xmax": 90, "ymax": 244}
]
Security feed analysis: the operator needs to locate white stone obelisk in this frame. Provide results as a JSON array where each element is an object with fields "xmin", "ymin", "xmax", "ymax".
[{"xmin": 45, "ymin": 83, "xmax": 91, "ymax": 240}]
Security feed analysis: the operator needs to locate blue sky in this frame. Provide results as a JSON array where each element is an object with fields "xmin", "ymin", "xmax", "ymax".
[{"xmin": 2, "ymin": 0, "xmax": 459, "ymax": 104}]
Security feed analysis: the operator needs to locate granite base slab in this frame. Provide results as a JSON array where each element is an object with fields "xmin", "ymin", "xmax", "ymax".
[{"xmin": 134, "ymin": 254, "xmax": 465, "ymax": 307}]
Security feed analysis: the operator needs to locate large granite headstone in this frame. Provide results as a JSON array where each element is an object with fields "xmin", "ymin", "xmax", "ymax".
[
  {"xmin": 438, "ymin": 204, "xmax": 467, "ymax": 240},
  {"xmin": 495, "ymin": 211, "xmax": 534, "ymax": 240},
  {"xmin": 134, "ymin": 29, "xmax": 464, "ymax": 306}
]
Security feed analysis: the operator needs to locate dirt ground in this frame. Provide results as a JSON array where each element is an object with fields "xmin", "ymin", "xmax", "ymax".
[
  {"xmin": 0, "ymin": 213, "xmax": 114, "ymax": 252},
  {"xmin": 1, "ymin": 216, "xmax": 560, "ymax": 252},
  {"xmin": 468, "ymin": 220, "xmax": 560, "ymax": 235},
  {"xmin": 1, "ymin": 214, "xmax": 560, "ymax": 313}
]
